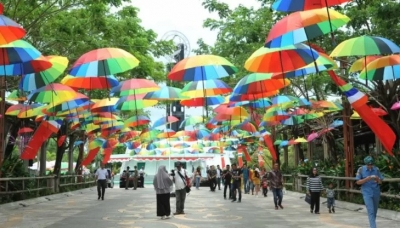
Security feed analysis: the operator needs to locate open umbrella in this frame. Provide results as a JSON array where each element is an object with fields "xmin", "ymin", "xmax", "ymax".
[{"xmin": 272, "ymin": 0, "xmax": 351, "ymax": 12}]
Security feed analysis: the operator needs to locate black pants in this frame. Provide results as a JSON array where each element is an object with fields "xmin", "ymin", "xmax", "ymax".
[
  {"xmin": 209, "ymin": 178, "xmax": 217, "ymax": 191},
  {"xmin": 97, "ymin": 180, "xmax": 107, "ymax": 199},
  {"xmin": 156, "ymin": 193, "xmax": 171, "ymax": 217},
  {"xmin": 231, "ymin": 182, "xmax": 241, "ymax": 201},
  {"xmin": 139, "ymin": 175, "xmax": 144, "ymax": 187},
  {"xmin": 263, "ymin": 187, "xmax": 268, "ymax": 196},
  {"xmin": 310, "ymin": 191, "xmax": 321, "ymax": 213},
  {"xmin": 224, "ymin": 180, "xmax": 231, "ymax": 198}
]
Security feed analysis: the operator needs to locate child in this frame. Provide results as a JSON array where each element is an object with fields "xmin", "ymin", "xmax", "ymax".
[
  {"xmin": 326, "ymin": 183, "xmax": 336, "ymax": 213},
  {"xmin": 261, "ymin": 174, "xmax": 268, "ymax": 197}
]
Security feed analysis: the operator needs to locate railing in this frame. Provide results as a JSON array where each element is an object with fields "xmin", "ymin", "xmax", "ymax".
[
  {"xmin": 282, "ymin": 174, "xmax": 400, "ymax": 200},
  {"xmin": 0, "ymin": 174, "xmax": 96, "ymax": 203}
]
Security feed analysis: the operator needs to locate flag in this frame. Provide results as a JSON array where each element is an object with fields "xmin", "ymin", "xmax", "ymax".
[{"xmin": 328, "ymin": 70, "xmax": 395, "ymax": 155}]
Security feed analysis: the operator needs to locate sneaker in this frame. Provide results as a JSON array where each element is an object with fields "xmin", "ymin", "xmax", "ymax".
[
  {"xmin": 310, "ymin": 210, "xmax": 313, "ymax": 213},
  {"xmin": 279, "ymin": 205, "xmax": 284, "ymax": 209},
  {"xmin": 332, "ymin": 207, "xmax": 335, "ymax": 213},
  {"xmin": 173, "ymin": 212, "xmax": 180, "ymax": 215},
  {"xmin": 98, "ymin": 196, "xmax": 100, "ymax": 200},
  {"xmin": 161, "ymin": 216, "xmax": 166, "ymax": 220},
  {"xmin": 329, "ymin": 209, "xmax": 332, "ymax": 213},
  {"xmin": 237, "ymin": 200, "xmax": 241, "ymax": 203},
  {"xmin": 275, "ymin": 206, "xmax": 278, "ymax": 210},
  {"xmin": 101, "ymin": 197, "xmax": 104, "ymax": 200},
  {"xmin": 315, "ymin": 212, "xmax": 320, "ymax": 214},
  {"xmin": 165, "ymin": 215, "xmax": 171, "ymax": 219},
  {"xmin": 231, "ymin": 199, "xmax": 237, "ymax": 202}
]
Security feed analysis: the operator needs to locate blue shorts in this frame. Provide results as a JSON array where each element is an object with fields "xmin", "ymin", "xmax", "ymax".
[{"xmin": 327, "ymin": 197, "xmax": 335, "ymax": 207}]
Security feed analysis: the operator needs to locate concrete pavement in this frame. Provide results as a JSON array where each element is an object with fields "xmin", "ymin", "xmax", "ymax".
[{"xmin": 0, "ymin": 186, "xmax": 398, "ymax": 228}]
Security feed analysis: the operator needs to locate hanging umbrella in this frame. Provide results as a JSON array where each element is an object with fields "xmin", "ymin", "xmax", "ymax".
[
  {"xmin": 180, "ymin": 96, "xmax": 225, "ymax": 107},
  {"xmin": 69, "ymin": 48, "xmax": 139, "ymax": 76},
  {"xmin": 114, "ymin": 94, "xmax": 158, "ymax": 111},
  {"xmin": 62, "ymin": 74, "xmax": 119, "ymax": 90},
  {"xmin": 271, "ymin": 0, "xmax": 351, "ymax": 12},
  {"xmin": 20, "ymin": 56, "xmax": 68, "ymax": 91},
  {"xmin": 294, "ymin": 137, "xmax": 308, "ymax": 143},
  {"xmin": 5, "ymin": 103, "xmax": 42, "ymax": 116},
  {"xmin": 110, "ymin": 78, "xmax": 159, "ymax": 96},
  {"xmin": 6, "ymin": 90, "xmax": 26, "ymax": 101},
  {"xmin": 233, "ymin": 77, "xmax": 290, "ymax": 95},
  {"xmin": 245, "ymin": 43, "xmax": 319, "ymax": 73},
  {"xmin": 143, "ymin": 86, "xmax": 186, "ymax": 100},
  {"xmin": 330, "ymin": 36, "xmax": 400, "ymax": 57},
  {"xmin": 349, "ymin": 56, "xmax": 382, "ymax": 73},
  {"xmin": 265, "ymin": 8, "xmax": 349, "ymax": 48},
  {"xmin": 27, "ymin": 83, "xmax": 77, "ymax": 104},
  {"xmin": 180, "ymin": 79, "xmax": 232, "ymax": 97},
  {"xmin": 0, "ymin": 7, "xmax": 26, "ymax": 45},
  {"xmin": 124, "ymin": 115, "xmax": 151, "ymax": 128},
  {"xmin": 44, "ymin": 93, "xmax": 90, "ymax": 114},
  {"xmin": 167, "ymin": 54, "xmax": 238, "ymax": 81},
  {"xmin": 151, "ymin": 116, "xmax": 179, "ymax": 129},
  {"xmin": 0, "ymin": 56, "xmax": 52, "ymax": 76},
  {"xmin": 307, "ymin": 132, "xmax": 319, "ymax": 142},
  {"xmin": 228, "ymin": 98, "xmax": 272, "ymax": 109},
  {"xmin": 229, "ymin": 90, "xmax": 279, "ymax": 102},
  {"xmin": 359, "ymin": 55, "xmax": 400, "ymax": 81},
  {"xmin": 91, "ymin": 97, "xmax": 119, "ymax": 113},
  {"xmin": 0, "ymin": 40, "xmax": 42, "ymax": 65}
]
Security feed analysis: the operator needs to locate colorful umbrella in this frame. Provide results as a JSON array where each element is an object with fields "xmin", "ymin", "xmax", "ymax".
[
  {"xmin": 91, "ymin": 97, "xmax": 119, "ymax": 113},
  {"xmin": 6, "ymin": 89, "xmax": 26, "ymax": 101},
  {"xmin": 27, "ymin": 83, "xmax": 77, "ymax": 104},
  {"xmin": 0, "ymin": 56, "xmax": 52, "ymax": 76},
  {"xmin": 152, "ymin": 116, "xmax": 179, "ymax": 129},
  {"xmin": 180, "ymin": 79, "xmax": 232, "ymax": 97},
  {"xmin": 110, "ymin": 78, "xmax": 159, "ymax": 96},
  {"xmin": 245, "ymin": 43, "xmax": 320, "ymax": 73},
  {"xmin": 265, "ymin": 9, "xmax": 349, "ymax": 48},
  {"xmin": 330, "ymin": 36, "xmax": 400, "ymax": 57},
  {"xmin": 233, "ymin": 77, "xmax": 290, "ymax": 95},
  {"xmin": 180, "ymin": 96, "xmax": 225, "ymax": 107},
  {"xmin": 69, "ymin": 48, "xmax": 139, "ymax": 76},
  {"xmin": 0, "ymin": 8, "xmax": 26, "ymax": 45},
  {"xmin": 114, "ymin": 94, "xmax": 158, "ymax": 111},
  {"xmin": 45, "ymin": 93, "xmax": 90, "ymax": 114},
  {"xmin": 124, "ymin": 115, "xmax": 151, "ymax": 127},
  {"xmin": 168, "ymin": 55, "xmax": 238, "ymax": 81},
  {"xmin": 271, "ymin": 0, "xmax": 351, "ymax": 12},
  {"xmin": 61, "ymin": 74, "xmax": 119, "ymax": 90},
  {"xmin": 359, "ymin": 55, "xmax": 400, "ymax": 81},
  {"xmin": 20, "ymin": 56, "xmax": 68, "ymax": 91},
  {"xmin": 143, "ymin": 86, "xmax": 186, "ymax": 100},
  {"xmin": 179, "ymin": 116, "xmax": 204, "ymax": 128},
  {"xmin": 0, "ymin": 40, "xmax": 42, "ymax": 65},
  {"xmin": 349, "ymin": 56, "xmax": 382, "ymax": 73},
  {"xmin": 229, "ymin": 90, "xmax": 279, "ymax": 102}
]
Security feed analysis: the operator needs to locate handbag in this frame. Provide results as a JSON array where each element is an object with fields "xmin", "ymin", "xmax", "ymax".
[
  {"xmin": 305, "ymin": 194, "xmax": 311, "ymax": 204},
  {"xmin": 177, "ymin": 170, "xmax": 191, "ymax": 193}
]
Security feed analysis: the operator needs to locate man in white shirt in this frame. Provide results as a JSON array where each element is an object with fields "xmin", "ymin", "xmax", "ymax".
[
  {"xmin": 95, "ymin": 163, "xmax": 109, "ymax": 200},
  {"xmin": 172, "ymin": 162, "xmax": 187, "ymax": 215},
  {"xmin": 216, "ymin": 165, "xmax": 222, "ymax": 190}
]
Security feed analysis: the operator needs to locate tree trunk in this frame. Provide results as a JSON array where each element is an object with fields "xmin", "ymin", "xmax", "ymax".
[
  {"xmin": 39, "ymin": 140, "xmax": 48, "ymax": 176},
  {"xmin": 53, "ymin": 121, "xmax": 67, "ymax": 176},
  {"xmin": 67, "ymin": 135, "xmax": 76, "ymax": 174}
]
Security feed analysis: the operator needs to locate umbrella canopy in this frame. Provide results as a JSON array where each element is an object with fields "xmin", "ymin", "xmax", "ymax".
[
  {"xmin": 114, "ymin": 94, "xmax": 158, "ymax": 111},
  {"xmin": 124, "ymin": 115, "xmax": 151, "ymax": 127},
  {"xmin": 330, "ymin": 36, "xmax": 400, "ymax": 57},
  {"xmin": 69, "ymin": 48, "xmax": 139, "ymax": 76},
  {"xmin": 0, "ymin": 40, "xmax": 42, "ymax": 65},
  {"xmin": 143, "ymin": 86, "xmax": 186, "ymax": 100},
  {"xmin": 229, "ymin": 90, "xmax": 279, "ymax": 102},
  {"xmin": 181, "ymin": 96, "xmax": 225, "ymax": 107},
  {"xmin": 349, "ymin": 56, "xmax": 382, "ymax": 73},
  {"xmin": 233, "ymin": 77, "xmax": 290, "ymax": 95},
  {"xmin": 27, "ymin": 83, "xmax": 77, "ymax": 104},
  {"xmin": 91, "ymin": 97, "xmax": 119, "ymax": 113},
  {"xmin": 265, "ymin": 8, "xmax": 350, "ymax": 48},
  {"xmin": 168, "ymin": 54, "xmax": 238, "ymax": 81},
  {"xmin": 151, "ymin": 116, "xmax": 179, "ymax": 129},
  {"xmin": 61, "ymin": 74, "xmax": 119, "ymax": 90},
  {"xmin": 0, "ymin": 56, "xmax": 52, "ymax": 76},
  {"xmin": 245, "ymin": 43, "xmax": 320, "ymax": 73},
  {"xmin": 110, "ymin": 78, "xmax": 159, "ymax": 96},
  {"xmin": 271, "ymin": 0, "xmax": 351, "ymax": 12},
  {"xmin": 0, "ymin": 10, "xmax": 26, "ymax": 45},
  {"xmin": 180, "ymin": 79, "xmax": 232, "ymax": 97},
  {"xmin": 20, "ymin": 56, "xmax": 68, "ymax": 91},
  {"xmin": 359, "ymin": 55, "xmax": 400, "ymax": 81}
]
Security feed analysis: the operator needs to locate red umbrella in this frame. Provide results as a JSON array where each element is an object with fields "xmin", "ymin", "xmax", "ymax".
[{"xmin": 18, "ymin": 127, "xmax": 33, "ymax": 135}]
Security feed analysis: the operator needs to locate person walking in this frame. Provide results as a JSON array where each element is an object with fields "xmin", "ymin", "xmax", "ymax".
[
  {"xmin": 356, "ymin": 156, "xmax": 384, "ymax": 228},
  {"xmin": 194, "ymin": 167, "xmax": 202, "ymax": 190},
  {"xmin": 222, "ymin": 164, "xmax": 232, "ymax": 199},
  {"xmin": 139, "ymin": 168, "xmax": 145, "ymax": 188},
  {"xmin": 307, "ymin": 167, "xmax": 324, "ymax": 214},
  {"xmin": 208, "ymin": 165, "xmax": 217, "ymax": 191},
  {"xmin": 253, "ymin": 168, "xmax": 261, "ymax": 197},
  {"xmin": 231, "ymin": 163, "xmax": 242, "ymax": 203},
  {"xmin": 326, "ymin": 183, "xmax": 336, "ymax": 213},
  {"xmin": 268, "ymin": 162, "xmax": 284, "ymax": 210},
  {"xmin": 172, "ymin": 162, "xmax": 188, "ymax": 215},
  {"xmin": 153, "ymin": 165, "xmax": 174, "ymax": 220},
  {"xmin": 123, "ymin": 166, "xmax": 130, "ymax": 190},
  {"xmin": 216, "ymin": 165, "xmax": 222, "ymax": 190},
  {"xmin": 133, "ymin": 166, "xmax": 139, "ymax": 190},
  {"xmin": 95, "ymin": 163, "xmax": 109, "ymax": 200},
  {"xmin": 242, "ymin": 164, "xmax": 249, "ymax": 194}
]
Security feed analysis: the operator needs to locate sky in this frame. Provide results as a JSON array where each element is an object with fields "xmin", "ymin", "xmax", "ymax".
[{"xmin": 128, "ymin": 0, "xmax": 261, "ymax": 123}]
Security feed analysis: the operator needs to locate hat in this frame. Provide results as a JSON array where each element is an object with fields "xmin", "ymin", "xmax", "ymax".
[{"xmin": 364, "ymin": 156, "xmax": 374, "ymax": 165}]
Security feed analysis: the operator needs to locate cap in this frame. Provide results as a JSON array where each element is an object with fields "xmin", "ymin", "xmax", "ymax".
[{"xmin": 364, "ymin": 156, "xmax": 374, "ymax": 165}]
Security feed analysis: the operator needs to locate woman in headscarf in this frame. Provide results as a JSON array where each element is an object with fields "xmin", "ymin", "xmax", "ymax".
[
  {"xmin": 153, "ymin": 165, "xmax": 174, "ymax": 219},
  {"xmin": 356, "ymin": 156, "xmax": 383, "ymax": 228}
]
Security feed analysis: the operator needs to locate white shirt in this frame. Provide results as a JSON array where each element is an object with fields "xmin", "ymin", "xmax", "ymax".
[
  {"xmin": 217, "ymin": 169, "xmax": 221, "ymax": 178},
  {"xmin": 174, "ymin": 169, "xmax": 186, "ymax": 190},
  {"xmin": 96, "ymin": 168, "xmax": 108, "ymax": 180}
]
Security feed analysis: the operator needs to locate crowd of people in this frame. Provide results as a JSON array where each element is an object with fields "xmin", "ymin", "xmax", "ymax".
[{"xmin": 94, "ymin": 155, "xmax": 384, "ymax": 228}]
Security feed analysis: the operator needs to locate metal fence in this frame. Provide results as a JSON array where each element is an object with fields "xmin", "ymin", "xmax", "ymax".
[
  {"xmin": 0, "ymin": 174, "xmax": 96, "ymax": 202},
  {"xmin": 282, "ymin": 174, "xmax": 400, "ymax": 200}
]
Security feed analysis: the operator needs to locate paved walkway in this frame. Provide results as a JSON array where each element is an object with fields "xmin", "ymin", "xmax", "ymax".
[{"xmin": 0, "ymin": 186, "xmax": 397, "ymax": 228}]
